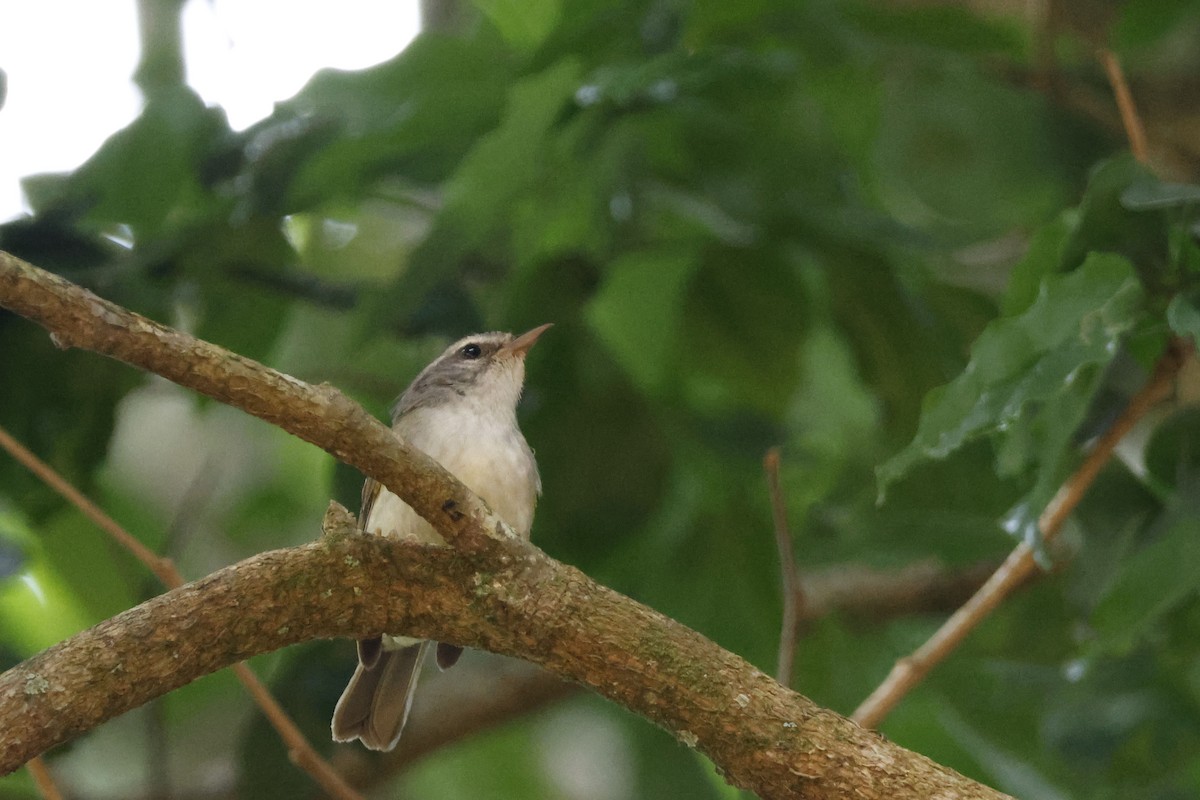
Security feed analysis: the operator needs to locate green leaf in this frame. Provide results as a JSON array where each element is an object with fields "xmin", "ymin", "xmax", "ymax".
[
  {"xmin": 63, "ymin": 87, "xmax": 226, "ymax": 238},
  {"xmin": 993, "ymin": 354, "xmax": 1105, "ymax": 521},
  {"xmin": 678, "ymin": 253, "xmax": 807, "ymax": 417},
  {"xmin": 1062, "ymin": 156, "xmax": 1168, "ymax": 276},
  {"xmin": 441, "ymin": 57, "xmax": 583, "ymax": 233},
  {"xmin": 787, "ymin": 326, "xmax": 880, "ymax": 461},
  {"xmin": 368, "ymin": 57, "xmax": 583, "ymax": 329},
  {"xmin": 1001, "ymin": 213, "xmax": 1072, "ymax": 317},
  {"xmin": 396, "ymin": 712, "xmax": 554, "ymax": 799},
  {"xmin": 283, "ymin": 33, "xmax": 518, "ymax": 204},
  {"xmin": 472, "ymin": 0, "xmax": 562, "ymax": 52},
  {"xmin": 878, "ymin": 253, "xmax": 1144, "ymax": 497},
  {"xmin": 1168, "ymin": 295, "xmax": 1200, "ymax": 350},
  {"xmin": 1122, "ymin": 177, "xmax": 1200, "ymax": 211},
  {"xmin": 873, "ymin": 63, "xmax": 1067, "ymax": 235},
  {"xmin": 939, "ymin": 706, "xmax": 1074, "ymax": 800},
  {"xmin": 0, "ymin": 510, "xmax": 100, "ymax": 654},
  {"xmin": 1091, "ymin": 515, "xmax": 1200, "ymax": 654},
  {"xmin": 849, "ymin": 3, "xmax": 1026, "ymax": 56},
  {"xmin": 586, "ymin": 250, "xmax": 699, "ymax": 395},
  {"xmin": 1144, "ymin": 408, "xmax": 1200, "ymax": 491},
  {"xmin": 0, "ymin": 323, "xmax": 139, "ymax": 521},
  {"xmin": 1114, "ymin": 0, "xmax": 1200, "ymax": 51}
]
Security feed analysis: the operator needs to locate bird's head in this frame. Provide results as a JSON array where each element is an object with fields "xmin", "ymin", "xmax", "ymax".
[{"xmin": 393, "ymin": 323, "xmax": 552, "ymax": 420}]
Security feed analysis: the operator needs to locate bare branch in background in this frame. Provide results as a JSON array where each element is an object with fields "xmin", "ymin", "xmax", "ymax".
[
  {"xmin": 763, "ymin": 448, "xmax": 803, "ymax": 686},
  {"xmin": 26, "ymin": 757, "xmax": 62, "ymax": 800}
]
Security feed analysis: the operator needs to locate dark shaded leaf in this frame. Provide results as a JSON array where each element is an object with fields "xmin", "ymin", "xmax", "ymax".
[
  {"xmin": 1167, "ymin": 294, "xmax": 1200, "ymax": 349},
  {"xmin": 1092, "ymin": 514, "xmax": 1200, "ymax": 654}
]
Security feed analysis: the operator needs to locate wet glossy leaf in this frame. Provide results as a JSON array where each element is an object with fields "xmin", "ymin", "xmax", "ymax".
[
  {"xmin": 1001, "ymin": 214, "xmax": 1071, "ymax": 316},
  {"xmin": 879, "ymin": 253, "xmax": 1144, "ymax": 496}
]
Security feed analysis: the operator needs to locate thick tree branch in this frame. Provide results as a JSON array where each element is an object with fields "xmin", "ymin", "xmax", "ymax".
[
  {"xmin": 0, "ymin": 507, "xmax": 1007, "ymax": 800},
  {"xmin": 0, "ymin": 424, "xmax": 361, "ymax": 800},
  {"xmin": 0, "ymin": 250, "xmax": 1011, "ymax": 799},
  {"xmin": 0, "ymin": 249, "xmax": 497, "ymax": 556},
  {"xmin": 327, "ymin": 557, "xmax": 1002, "ymax": 795},
  {"xmin": 344, "ymin": 557, "xmax": 1003, "ymax": 792}
]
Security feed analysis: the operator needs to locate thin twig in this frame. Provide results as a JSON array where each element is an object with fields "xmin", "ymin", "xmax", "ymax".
[
  {"xmin": 229, "ymin": 662, "xmax": 360, "ymax": 794},
  {"xmin": 0, "ymin": 426, "xmax": 182, "ymax": 587},
  {"xmin": 0, "ymin": 424, "xmax": 363, "ymax": 800},
  {"xmin": 853, "ymin": 338, "xmax": 1190, "ymax": 728},
  {"xmin": 799, "ymin": 559, "xmax": 1004, "ymax": 626},
  {"xmin": 764, "ymin": 447, "xmax": 803, "ymax": 686},
  {"xmin": 1100, "ymin": 49, "xmax": 1150, "ymax": 164},
  {"xmin": 26, "ymin": 756, "xmax": 63, "ymax": 800}
]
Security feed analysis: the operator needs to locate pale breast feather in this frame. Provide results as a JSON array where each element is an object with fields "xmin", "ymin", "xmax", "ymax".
[{"xmin": 368, "ymin": 404, "xmax": 539, "ymax": 541}]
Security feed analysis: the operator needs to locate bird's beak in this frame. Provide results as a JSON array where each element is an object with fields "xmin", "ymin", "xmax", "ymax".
[{"xmin": 504, "ymin": 323, "xmax": 553, "ymax": 357}]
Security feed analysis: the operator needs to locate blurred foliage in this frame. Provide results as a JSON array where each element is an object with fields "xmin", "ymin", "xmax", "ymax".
[{"xmin": 4, "ymin": 0, "xmax": 1200, "ymax": 798}]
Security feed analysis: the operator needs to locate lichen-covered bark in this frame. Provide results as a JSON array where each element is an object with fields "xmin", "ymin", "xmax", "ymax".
[{"xmin": 0, "ymin": 251, "xmax": 1011, "ymax": 800}]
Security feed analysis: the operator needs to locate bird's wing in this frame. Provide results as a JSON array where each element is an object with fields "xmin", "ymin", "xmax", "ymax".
[
  {"xmin": 355, "ymin": 476, "xmax": 386, "ymax": 669},
  {"xmin": 359, "ymin": 476, "xmax": 382, "ymax": 533}
]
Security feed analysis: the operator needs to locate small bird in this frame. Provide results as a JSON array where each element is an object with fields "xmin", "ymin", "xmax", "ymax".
[{"xmin": 331, "ymin": 323, "xmax": 550, "ymax": 751}]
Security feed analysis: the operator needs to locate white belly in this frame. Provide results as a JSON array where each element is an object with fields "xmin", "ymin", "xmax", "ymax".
[{"xmin": 364, "ymin": 403, "xmax": 539, "ymax": 543}]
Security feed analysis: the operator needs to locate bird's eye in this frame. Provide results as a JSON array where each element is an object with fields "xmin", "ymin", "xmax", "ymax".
[{"xmin": 459, "ymin": 343, "xmax": 482, "ymax": 360}]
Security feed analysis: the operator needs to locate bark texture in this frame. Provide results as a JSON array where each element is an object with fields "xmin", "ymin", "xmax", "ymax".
[{"xmin": 0, "ymin": 251, "xmax": 1011, "ymax": 800}]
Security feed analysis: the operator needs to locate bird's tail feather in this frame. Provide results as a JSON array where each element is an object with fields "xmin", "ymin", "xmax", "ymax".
[{"xmin": 331, "ymin": 641, "xmax": 430, "ymax": 751}]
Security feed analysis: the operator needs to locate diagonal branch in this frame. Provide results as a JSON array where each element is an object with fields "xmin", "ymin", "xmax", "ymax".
[
  {"xmin": 0, "ymin": 249, "xmax": 497, "ymax": 556},
  {"xmin": 0, "ymin": 250, "xmax": 1012, "ymax": 799},
  {"xmin": 853, "ymin": 337, "xmax": 1190, "ymax": 729},
  {"xmin": 26, "ymin": 756, "xmax": 62, "ymax": 800},
  {"xmin": 1100, "ymin": 49, "xmax": 1150, "ymax": 164},
  {"xmin": 798, "ymin": 559, "xmax": 1003, "ymax": 626}
]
